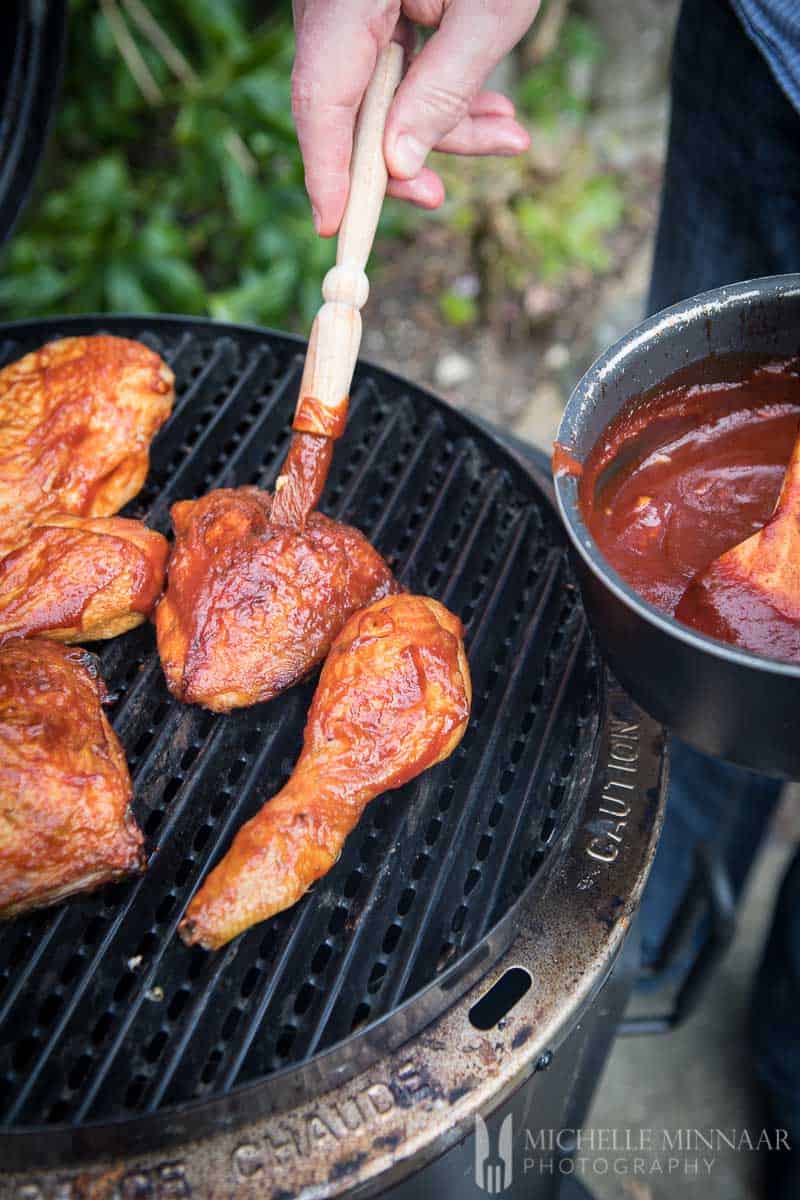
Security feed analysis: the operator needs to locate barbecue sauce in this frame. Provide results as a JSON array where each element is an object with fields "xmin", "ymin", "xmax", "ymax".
[{"xmin": 580, "ymin": 360, "xmax": 800, "ymax": 658}]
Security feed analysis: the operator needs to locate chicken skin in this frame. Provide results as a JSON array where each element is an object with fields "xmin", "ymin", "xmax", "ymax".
[
  {"xmin": 0, "ymin": 515, "xmax": 168, "ymax": 645},
  {"xmin": 0, "ymin": 640, "xmax": 145, "ymax": 918},
  {"xmin": 180, "ymin": 594, "xmax": 471, "ymax": 949},
  {"xmin": 156, "ymin": 487, "xmax": 398, "ymax": 712},
  {"xmin": 0, "ymin": 335, "xmax": 173, "ymax": 555}
]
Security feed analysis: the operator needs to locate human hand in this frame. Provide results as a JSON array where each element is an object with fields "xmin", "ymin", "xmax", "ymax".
[{"xmin": 292, "ymin": 1, "xmax": 538, "ymax": 235}]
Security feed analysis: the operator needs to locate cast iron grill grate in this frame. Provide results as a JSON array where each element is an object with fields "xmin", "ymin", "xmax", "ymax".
[{"xmin": 0, "ymin": 317, "xmax": 601, "ymax": 1136}]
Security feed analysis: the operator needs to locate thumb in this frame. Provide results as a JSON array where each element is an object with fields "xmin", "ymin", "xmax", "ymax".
[{"xmin": 385, "ymin": 0, "xmax": 537, "ymax": 178}]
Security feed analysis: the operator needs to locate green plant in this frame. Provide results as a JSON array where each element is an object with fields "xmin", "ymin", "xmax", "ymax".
[
  {"xmin": 438, "ymin": 287, "xmax": 478, "ymax": 328},
  {"xmin": 516, "ymin": 14, "xmax": 604, "ymax": 129},
  {"xmin": 514, "ymin": 169, "xmax": 624, "ymax": 279},
  {"xmin": 427, "ymin": 9, "xmax": 624, "ymax": 311},
  {"xmin": 0, "ymin": 0, "xmax": 406, "ymax": 329}
]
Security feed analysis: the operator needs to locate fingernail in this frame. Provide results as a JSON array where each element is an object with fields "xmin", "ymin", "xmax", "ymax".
[
  {"xmin": 311, "ymin": 206, "xmax": 322, "ymax": 234},
  {"xmin": 391, "ymin": 133, "xmax": 426, "ymax": 178},
  {"xmin": 506, "ymin": 129, "xmax": 530, "ymax": 153}
]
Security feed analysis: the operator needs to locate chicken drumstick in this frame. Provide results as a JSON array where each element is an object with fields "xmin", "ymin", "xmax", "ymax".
[{"xmin": 179, "ymin": 593, "xmax": 471, "ymax": 949}]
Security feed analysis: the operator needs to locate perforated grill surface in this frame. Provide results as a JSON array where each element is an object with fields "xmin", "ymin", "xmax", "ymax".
[{"xmin": 0, "ymin": 317, "xmax": 601, "ymax": 1135}]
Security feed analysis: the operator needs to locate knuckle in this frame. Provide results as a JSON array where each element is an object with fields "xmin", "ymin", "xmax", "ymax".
[
  {"xmin": 483, "ymin": 0, "xmax": 514, "ymax": 17},
  {"xmin": 291, "ymin": 66, "xmax": 314, "ymax": 116},
  {"xmin": 485, "ymin": 0, "xmax": 534, "ymax": 37},
  {"xmin": 365, "ymin": 0, "xmax": 403, "ymax": 41},
  {"xmin": 419, "ymin": 81, "xmax": 469, "ymax": 123},
  {"xmin": 402, "ymin": 0, "xmax": 445, "ymax": 25}
]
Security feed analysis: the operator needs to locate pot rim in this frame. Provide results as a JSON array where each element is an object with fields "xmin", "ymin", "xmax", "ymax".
[{"xmin": 554, "ymin": 272, "xmax": 800, "ymax": 679}]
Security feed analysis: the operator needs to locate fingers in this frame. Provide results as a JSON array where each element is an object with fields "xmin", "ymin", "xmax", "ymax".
[
  {"xmin": 385, "ymin": 0, "xmax": 539, "ymax": 179},
  {"xmin": 383, "ymin": 106, "xmax": 528, "ymax": 213},
  {"xmin": 470, "ymin": 90, "xmax": 517, "ymax": 118},
  {"xmin": 432, "ymin": 90, "xmax": 528, "ymax": 156},
  {"xmin": 386, "ymin": 167, "xmax": 446, "ymax": 208},
  {"xmin": 292, "ymin": 0, "xmax": 401, "ymax": 235},
  {"xmin": 435, "ymin": 113, "xmax": 529, "ymax": 156},
  {"xmin": 383, "ymin": 89, "xmax": 526, "ymax": 212}
]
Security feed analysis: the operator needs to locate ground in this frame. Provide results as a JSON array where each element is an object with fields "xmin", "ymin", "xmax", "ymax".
[{"xmin": 365, "ymin": 156, "xmax": 660, "ymax": 455}]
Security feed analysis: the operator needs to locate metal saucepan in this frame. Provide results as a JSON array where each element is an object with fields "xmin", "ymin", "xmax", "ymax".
[{"xmin": 554, "ymin": 274, "xmax": 800, "ymax": 779}]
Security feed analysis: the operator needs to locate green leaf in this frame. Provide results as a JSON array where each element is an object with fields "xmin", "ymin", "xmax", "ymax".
[
  {"xmin": 145, "ymin": 257, "xmax": 207, "ymax": 313},
  {"xmin": 209, "ymin": 261, "xmax": 298, "ymax": 325},
  {"xmin": 515, "ymin": 16, "xmax": 603, "ymax": 127},
  {"xmin": 222, "ymin": 157, "xmax": 270, "ymax": 230},
  {"xmin": 0, "ymin": 264, "xmax": 73, "ymax": 315},
  {"xmin": 439, "ymin": 289, "xmax": 478, "ymax": 327},
  {"xmin": 226, "ymin": 68, "xmax": 294, "ymax": 136},
  {"xmin": 105, "ymin": 261, "xmax": 158, "ymax": 313}
]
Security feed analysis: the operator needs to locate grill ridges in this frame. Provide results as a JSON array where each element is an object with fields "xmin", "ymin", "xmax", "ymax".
[
  {"xmin": 74, "ymin": 701, "xmax": 310, "ymax": 1124},
  {"xmin": 475, "ymin": 613, "xmax": 592, "ymax": 941},
  {"xmin": 0, "ymin": 318, "xmax": 599, "ymax": 1136},
  {"xmin": 144, "ymin": 344, "xmax": 275, "ymax": 527},
  {"xmin": 383, "ymin": 545, "xmax": 569, "ymax": 1007}
]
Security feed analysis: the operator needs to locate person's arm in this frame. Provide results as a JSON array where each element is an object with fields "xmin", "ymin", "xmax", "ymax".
[{"xmin": 292, "ymin": 1, "xmax": 538, "ymax": 234}]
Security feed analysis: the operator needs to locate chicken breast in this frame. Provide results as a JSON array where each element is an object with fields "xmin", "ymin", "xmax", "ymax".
[
  {"xmin": 0, "ymin": 515, "xmax": 169, "ymax": 645},
  {"xmin": 0, "ymin": 335, "xmax": 173, "ymax": 555},
  {"xmin": 180, "ymin": 594, "xmax": 471, "ymax": 948},
  {"xmin": 156, "ymin": 487, "xmax": 399, "ymax": 712},
  {"xmin": 0, "ymin": 640, "xmax": 145, "ymax": 918}
]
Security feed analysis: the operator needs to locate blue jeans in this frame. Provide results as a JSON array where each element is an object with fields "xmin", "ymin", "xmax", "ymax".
[{"xmin": 643, "ymin": 0, "xmax": 800, "ymax": 1132}]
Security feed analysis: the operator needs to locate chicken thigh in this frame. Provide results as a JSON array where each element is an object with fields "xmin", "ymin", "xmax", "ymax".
[
  {"xmin": 0, "ymin": 515, "xmax": 168, "ymax": 645},
  {"xmin": 0, "ymin": 640, "xmax": 145, "ymax": 918},
  {"xmin": 156, "ymin": 487, "xmax": 398, "ymax": 712},
  {"xmin": 0, "ymin": 335, "xmax": 173, "ymax": 555},
  {"xmin": 180, "ymin": 594, "xmax": 471, "ymax": 949}
]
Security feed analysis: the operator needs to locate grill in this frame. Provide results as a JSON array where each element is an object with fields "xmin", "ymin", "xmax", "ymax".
[{"xmin": 0, "ymin": 316, "xmax": 643, "ymax": 1185}]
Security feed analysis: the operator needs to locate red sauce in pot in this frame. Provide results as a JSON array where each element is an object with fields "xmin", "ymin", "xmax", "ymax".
[{"xmin": 579, "ymin": 360, "xmax": 800, "ymax": 651}]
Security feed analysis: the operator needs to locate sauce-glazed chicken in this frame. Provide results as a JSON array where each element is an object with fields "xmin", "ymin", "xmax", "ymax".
[
  {"xmin": 180, "ymin": 594, "xmax": 471, "ymax": 949},
  {"xmin": 0, "ymin": 515, "xmax": 168, "ymax": 645},
  {"xmin": 0, "ymin": 640, "xmax": 145, "ymax": 918},
  {"xmin": 156, "ymin": 487, "xmax": 398, "ymax": 712},
  {"xmin": 0, "ymin": 335, "xmax": 173, "ymax": 555}
]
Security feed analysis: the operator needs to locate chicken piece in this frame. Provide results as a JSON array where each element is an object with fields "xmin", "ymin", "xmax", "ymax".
[
  {"xmin": 0, "ymin": 640, "xmax": 144, "ymax": 918},
  {"xmin": 0, "ymin": 335, "xmax": 173, "ymax": 555},
  {"xmin": 0, "ymin": 515, "xmax": 168, "ymax": 645},
  {"xmin": 180, "ymin": 594, "xmax": 471, "ymax": 949},
  {"xmin": 155, "ymin": 487, "xmax": 399, "ymax": 712}
]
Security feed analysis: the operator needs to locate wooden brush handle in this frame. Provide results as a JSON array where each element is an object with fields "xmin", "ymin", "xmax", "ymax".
[{"xmin": 291, "ymin": 42, "xmax": 403, "ymax": 440}]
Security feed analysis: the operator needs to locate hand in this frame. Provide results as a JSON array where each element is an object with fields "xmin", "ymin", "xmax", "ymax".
[{"xmin": 292, "ymin": 1, "xmax": 538, "ymax": 235}]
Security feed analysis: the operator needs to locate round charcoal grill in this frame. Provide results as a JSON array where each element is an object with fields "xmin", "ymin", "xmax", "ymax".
[{"xmin": 0, "ymin": 317, "xmax": 667, "ymax": 1199}]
